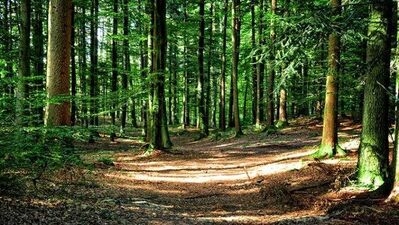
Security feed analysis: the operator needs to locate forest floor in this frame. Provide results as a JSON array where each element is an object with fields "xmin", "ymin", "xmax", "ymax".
[{"xmin": 1, "ymin": 118, "xmax": 399, "ymax": 225}]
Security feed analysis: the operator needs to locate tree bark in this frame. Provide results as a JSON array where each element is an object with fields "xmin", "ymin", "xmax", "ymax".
[
  {"xmin": 232, "ymin": 0, "xmax": 242, "ymax": 136},
  {"xmin": 45, "ymin": 0, "xmax": 72, "ymax": 126},
  {"xmin": 219, "ymin": 0, "xmax": 228, "ymax": 131},
  {"xmin": 111, "ymin": 0, "xmax": 119, "ymax": 129},
  {"xmin": 17, "ymin": 0, "xmax": 31, "ymax": 125},
  {"xmin": 90, "ymin": 0, "xmax": 99, "ymax": 126},
  {"xmin": 32, "ymin": 0, "xmax": 45, "ymax": 125},
  {"xmin": 357, "ymin": 0, "xmax": 393, "ymax": 189},
  {"xmin": 266, "ymin": 0, "xmax": 276, "ymax": 127},
  {"xmin": 71, "ymin": 4, "xmax": 77, "ymax": 126},
  {"xmin": 198, "ymin": 0, "xmax": 209, "ymax": 137},
  {"xmin": 149, "ymin": 0, "xmax": 172, "ymax": 149},
  {"xmin": 315, "ymin": 0, "xmax": 343, "ymax": 158}
]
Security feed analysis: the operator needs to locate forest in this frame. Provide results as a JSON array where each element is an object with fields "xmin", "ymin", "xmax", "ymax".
[{"xmin": 1, "ymin": 0, "xmax": 399, "ymax": 224}]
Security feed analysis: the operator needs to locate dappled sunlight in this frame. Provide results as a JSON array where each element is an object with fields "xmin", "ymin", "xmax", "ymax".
[
  {"xmin": 196, "ymin": 210, "xmax": 326, "ymax": 224},
  {"xmin": 109, "ymin": 158, "xmax": 351, "ymax": 183}
]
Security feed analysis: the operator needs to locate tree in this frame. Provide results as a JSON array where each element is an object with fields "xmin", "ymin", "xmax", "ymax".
[
  {"xmin": 32, "ymin": 0, "xmax": 45, "ymax": 125},
  {"xmin": 90, "ymin": 0, "xmax": 99, "ymax": 126},
  {"xmin": 148, "ymin": 0, "xmax": 172, "ymax": 150},
  {"xmin": 111, "ymin": 0, "xmax": 119, "ymax": 132},
  {"xmin": 256, "ymin": 0, "xmax": 265, "ymax": 127},
  {"xmin": 45, "ymin": 0, "xmax": 72, "ymax": 126},
  {"xmin": 357, "ymin": 0, "xmax": 393, "ymax": 189},
  {"xmin": 219, "ymin": 0, "xmax": 228, "ymax": 131},
  {"xmin": 17, "ymin": 0, "xmax": 31, "ymax": 125},
  {"xmin": 197, "ymin": 0, "xmax": 209, "ymax": 137},
  {"xmin": 121, "ymin": 0, "xmax": 130, "ymax": 133},
  {"xmin": 313, "ymin": 0, "xmax": 345, "ymax": 158},
  {"xmin": 231, "ymin": 0, "xmax": 242, "ymax": 136},
  {"xmin": 266, "ymin": 0, "xmax": 276, "ymax": 127}
]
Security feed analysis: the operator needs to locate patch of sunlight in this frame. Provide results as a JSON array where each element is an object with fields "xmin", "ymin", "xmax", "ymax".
[
  {"xmin": 109, "ymin": 156, "xmax": 354, "ymax": 183},
  {"xmin": 340, "ymin": 138, "xmax": 360, "ymax": 151},
  {"xmin": 197, "ymin": 211, "xmax": 328, "ymax": 224}
]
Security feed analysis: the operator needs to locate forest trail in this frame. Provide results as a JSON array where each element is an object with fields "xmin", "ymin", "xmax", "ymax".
[{"xmin": 2, "ymin": 119, "xmax": 399, "ymax": 225}]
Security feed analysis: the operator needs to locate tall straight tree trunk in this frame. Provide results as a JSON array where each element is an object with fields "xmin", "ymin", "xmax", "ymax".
[
  {"xmin": 219, "ymin": 0, "xmax": 228, "ymax": 131},
  {"xmin": 198, "ymin": 0, "xmax": 208, "ymax": 137},
  {"xmin": 3, "ymin": 0, "xmax": 13, "ymax": 97},
  {"xmin": 266, "ymin": 0, "xmax": 276, "ymax": 127},
  {"xmin": 232, "ymin": 0, "xmax": 242, "ymax": 136},
  {"xmin": 357, "ymin": 0, "xmax": 393, "ymax": 189},
  {"xmin": 183, "ymin": 0, "xmax": 190, "ymax": 128},
  {"xmin": 33, "ymin": 0, "xmax": 45, "ymax": 124},
  {"xmin": 90, "ymin": 0, "xmax": 99, "ymax": 126},
  {"xmin": 45, "ymin": 0, "xmax": 72, "ymax": 126},
  {"xmin": 256, "ymin": 0, "xmax": 265, "ymax": 126},
  {"xmin": 17, "ymin": 0, "xmax": 31, "ymax": 125},
  {"xmin": 172, "ymin": 45, "xmax": 179, "ymax": 125},
  {"xmin": 79, "ymin": 7, "xmax": 88, "ymax": 127},
  {"xmin": 149, "ymin": 0, "xmax": 172, "ymax": 149},
  {"xmin": 111, "ymin": 0, "xmax": 118, "ymax": 129},
  {"xmin": 315, "ymin": 0, "xmax": 343, "ymax": 158},
  {"xmin": 207, "ymin": 3, "xmax": 214, "ymax": 128},
  {"xmin": 251, "ymin": 0, "xmax": 257, "ymax": 124},
  {"xmin": 121, "ymin": 0, "xmax": 129, "ymax": 133},
  {"xmin": 71, "ymin": 5, "xmax": 77, "ymax": 125},
  {"xmin": 389, "ymin": 2, "xmax": 399, "ymax": 202}
]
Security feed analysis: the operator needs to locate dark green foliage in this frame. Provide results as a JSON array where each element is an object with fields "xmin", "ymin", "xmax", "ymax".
[{"xmin": 0, "ymin": 127, "xmax": 82, "ymax": 184}]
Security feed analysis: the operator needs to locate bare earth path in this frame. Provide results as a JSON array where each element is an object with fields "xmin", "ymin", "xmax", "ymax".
[{"xmin": 1, "ymin": 118, "xmax": 399, "ymax": 224}]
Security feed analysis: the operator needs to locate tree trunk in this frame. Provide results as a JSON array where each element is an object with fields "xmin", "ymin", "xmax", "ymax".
[
  {"xmin": 32, "ymin": 0, "xmax": 45, "ymax": 125},
  {"xmin": 251, "ymin": 0, "xmax": 257, "ymax": 125},
  {"xmin": 232, "ymin": 0, "xmax": 242, "ymax": 136},
  {"xmin": 149, "ymin": 0, "xmax": 172, "ymax": 149},
  {"xmin": 315, "ymin": 0, "xmax": 343, "ymax": 158},
  {"xmin": 266, "ymin": 0, "xmax": 276, "ymax": 127},
  {"xmin": 256, "ymin": 0, "xmax": 265, "ymax": 126},
  {"xmin": 357, "ymin": 0, "xmax": 393, "ymax": 189},
  {"xmin": 45, "ymin": 0, "xmax": 72, "ymax": 126},
  {"xmin": 219, "ymin": 0, "xmax": 228, "ymax": 131},
  {"xmin": 79, "ymin": 7, "xmax": 88, "ymax": 128},
  {"xmin": 90, "ymin": 0, "xmax": 99, "ymax": 126},
  {"xmin": 111, "ymin": 0, "xmax": 118, "ymax": 129},
  {"xmin": 198, "ymin": 0, "xmax": 209, "ymax": 137},
  {"xmin": 17, "ymin": 0, "xmax": 31, "ymax": 125},
  {"xmin": 183, "ymin": 0, "xmax": 190, "ymax": 128}
]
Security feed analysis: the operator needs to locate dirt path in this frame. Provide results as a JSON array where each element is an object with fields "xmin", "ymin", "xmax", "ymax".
[{"xmin": 1, "ymin": 119, "xmax": 399, "ymax": 224}]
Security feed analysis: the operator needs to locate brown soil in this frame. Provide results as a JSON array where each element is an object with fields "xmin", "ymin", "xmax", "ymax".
[{"xmin": 1, "ymin": 118, "xmax": 399, "ymax": 225}]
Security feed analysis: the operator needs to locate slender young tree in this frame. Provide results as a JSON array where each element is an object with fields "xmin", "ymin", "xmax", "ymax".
[
  {"xmin": 32, "ymin": 0, "xmax": 45, "ymax": 124},
  {"xmin": 231, "ymin": 0, "xmax": 242, "ymax": 136},
  {"xmin": 148, "ymin": 0, "xmax": 172, "ymax": 149},
  {"xmin": 198, "ymin": 0, "xmax": 209, "ymax": 137},
  {"xmin": 256, "ymin": 0, "xmax": 265, "ymax": 127},
  {"xmin": 183, "ymin": 0, "xmax": 190, "ymax": 128},
  {"xmin": 389, "ymin": 2, "xmax": 399, "ymax": 202},
  {"xmin": 266, "ymin": 0, "xmax": 276, "ymax": 127},
  {"xmin": 90, "ymin": 0, "xmax": 99, "ymax": 126},
  {"xmin": 17, "ymin": 0, "xmax": 31, "ymax": 125},
  {"xmin": 313, "ymin": 0, "xmax": 344, "ymax": 158},
  {"xmin": 79, "ymin": 6, "xmax": 88, "ymax": 127},
  {"xmin": 219, "ymin": 0, "xmax": 228, "ymax": 131},
  {"xmin": 357, "ymin": 0, "xmax": 393, "ymax": 189},
  {"xmin": 45, "ymin": 0, "xmax": 72, "ymax": 126},
  {"xmin": 121, "ymin": 0, "xmax": 130, "ymax": 133},
  {"xmin": 111, "ymin": 0, "xmax": 119, "ymax": 131},
  {"xmin": 251, "ymin": 0, "xmax": 257, "ymax": 124}
]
